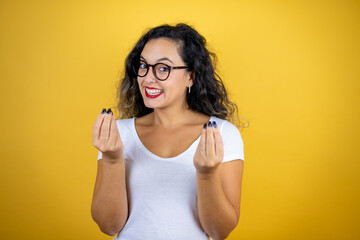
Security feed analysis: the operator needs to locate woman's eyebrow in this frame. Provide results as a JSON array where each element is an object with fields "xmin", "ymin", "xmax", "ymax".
[{"xmin": 140, "ymin": 56, "xmax": 174, "ymax": 64}]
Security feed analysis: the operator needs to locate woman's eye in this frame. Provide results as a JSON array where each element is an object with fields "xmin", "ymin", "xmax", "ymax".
[
  {"xmin": 159, "ymin": 66, "xmax": 169, "ymax": 72},
  {"xmin": 139, "ymin": 63, "xmax": 147, "ymax": 69}
]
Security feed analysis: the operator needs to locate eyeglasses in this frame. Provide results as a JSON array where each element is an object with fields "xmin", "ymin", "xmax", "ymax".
[{"xmin": 133, "ymin": 61, "xmax": 188, "ymax": 81}]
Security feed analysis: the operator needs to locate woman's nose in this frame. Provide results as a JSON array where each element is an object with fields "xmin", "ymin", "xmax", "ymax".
[{"xmin": 144, "ymin": 67, "xmax": 157, "ymax": 83}]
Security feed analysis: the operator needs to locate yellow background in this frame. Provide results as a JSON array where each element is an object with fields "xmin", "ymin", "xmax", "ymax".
[{"xmin": 1, "ymin": 0, "xmax": 359, "ymax": 239}]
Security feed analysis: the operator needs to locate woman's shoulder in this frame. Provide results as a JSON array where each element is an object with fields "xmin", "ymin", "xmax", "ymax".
[
  {"xmin": 115, "ymin": 117, "xmax": 134, "ymax": 125},
  {"xmin": 211, "ymin": 116, "xmax": 237, "ymax": 131},
  {"xmin": 114, "ymin": 117, "xmax": 135, "ymax": 143},
  {"xmin": 133, "ymin": 113, "xmax": 152, "ymax": 126},
  {"xmin": 115, "ymin": 117, "xmax": 135, "ymax": 133},
  {"xmin": 212, "ymin": 117, "xmax": 243, "ymax": 157}
]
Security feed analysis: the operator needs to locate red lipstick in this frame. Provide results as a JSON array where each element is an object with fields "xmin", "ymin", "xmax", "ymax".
[{"xmin": 145, "ymin": 86, "xmax": 164, "ymax": 98}]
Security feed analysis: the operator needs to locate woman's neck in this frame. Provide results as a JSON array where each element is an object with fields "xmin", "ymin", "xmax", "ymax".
[{"xmin": 150, "ymin": 103, "xmax": 198, "ymax": 129}]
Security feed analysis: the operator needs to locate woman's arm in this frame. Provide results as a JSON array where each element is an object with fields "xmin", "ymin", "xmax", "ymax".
[
  {"xmin": 196, "ymin": 160, "xmax": 244, "ymax": 239},
  {"xmin": 91, "ymin": 111, "xmax": 128, "ymax": 236},
  {"xmin": 194, "ymin": 121, "xmax": 244, "ymax": 239},
  {"xmin": 91, "ymin": 158, "xmax": 128, "ymax": 236}
]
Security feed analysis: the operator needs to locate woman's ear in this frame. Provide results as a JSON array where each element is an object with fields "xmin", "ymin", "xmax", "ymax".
[{"xmin": 189, "ymin": 71, "xmax": 195, "ymax": 87}]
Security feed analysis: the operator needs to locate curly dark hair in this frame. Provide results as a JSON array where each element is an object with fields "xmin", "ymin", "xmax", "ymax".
[{"xmin": 115, "ymin": 23, "xmax": 248, "ymax": 128}]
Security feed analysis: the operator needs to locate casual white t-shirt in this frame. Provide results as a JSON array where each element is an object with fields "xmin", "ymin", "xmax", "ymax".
[{"xmin": 97, "ymin": 116, "xmax": 244, "ymax": 240}]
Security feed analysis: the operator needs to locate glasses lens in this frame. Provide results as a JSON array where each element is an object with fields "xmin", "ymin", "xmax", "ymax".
[
  {"xmin": 155, "ymin": 63, "xmax": 170, "ymax": 80},
  {"xmin": 137, "ymin": 62, "xmax": 148, "ymax": 77}
]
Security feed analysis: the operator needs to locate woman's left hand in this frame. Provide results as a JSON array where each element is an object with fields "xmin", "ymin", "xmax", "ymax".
[{"xmin": 193, "ymin": 121, "xmax": 224, "ymax": 175}]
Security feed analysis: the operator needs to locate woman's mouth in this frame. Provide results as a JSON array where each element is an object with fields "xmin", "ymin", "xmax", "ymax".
[{"xmin": 145, "ymin": 87, "xmax": 164, "ymax": 98}]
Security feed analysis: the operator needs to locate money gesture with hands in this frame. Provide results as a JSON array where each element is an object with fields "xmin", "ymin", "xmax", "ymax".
[
  {"xmin": 92, "ymin": 108, "xmax": 123, "ymax": 163},
  {"xmin": 193, "ymin": 121, "xmax": 224, "ymax": 175}
]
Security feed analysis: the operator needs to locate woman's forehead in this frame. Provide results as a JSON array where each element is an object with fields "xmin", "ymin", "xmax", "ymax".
[{"xmin": 141, "ymin": 38, "xmax": 183, "ymax": 64}]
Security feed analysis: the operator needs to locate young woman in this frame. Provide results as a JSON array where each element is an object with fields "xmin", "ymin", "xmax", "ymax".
[{"xmin": 91, "ymin": 23, "xmax": 245, "ymax": 240}]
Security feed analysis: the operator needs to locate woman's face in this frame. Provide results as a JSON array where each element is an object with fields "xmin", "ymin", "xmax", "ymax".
[{"xmin": 137, "ymin": 37, "xmax": 192, "ymax": 110}]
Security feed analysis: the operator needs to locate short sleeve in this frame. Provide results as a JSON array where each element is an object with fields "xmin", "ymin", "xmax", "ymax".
[
  {"xmin": 220, "ymin": 120, "xmax": 245, "ymax": 162},
  {"xmin": 97, "ymin": 150, "xmax": 102, "ymax": 161}
]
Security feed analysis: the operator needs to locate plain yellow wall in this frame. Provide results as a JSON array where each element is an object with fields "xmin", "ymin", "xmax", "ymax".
[{"xmin": 1, "ymin": 0, "xmax": 359, "ymax": 239}]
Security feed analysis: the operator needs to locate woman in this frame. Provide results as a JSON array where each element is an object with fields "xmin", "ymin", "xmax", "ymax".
[{"xmin": 91, "ymin": 23, "xmax": 245, "ymax": 240}]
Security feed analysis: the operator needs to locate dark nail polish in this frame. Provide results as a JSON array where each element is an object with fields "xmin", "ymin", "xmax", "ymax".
[
  {"xmin": 212, "ymin": 121, "xmax": 217, "ymax": 128},
  {"xmin": 208, "ymin": 121, "xmax": 212, "ymax": 127},
  {"xmin": 106, "ymin": 108, "xmax": 112, "ymax": 114},
  {"xmin": 101, "ymin": 108, "xmax": 106, "ymax": 114},
  {"xmin": 203, "ymin": 123, "xmax": 207, "ymax": 129}
]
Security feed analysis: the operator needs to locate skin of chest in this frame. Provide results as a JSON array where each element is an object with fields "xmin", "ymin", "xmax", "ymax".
[{"xmin": 136, "ymin": 122, "xmax": 205, "ymax": 158}]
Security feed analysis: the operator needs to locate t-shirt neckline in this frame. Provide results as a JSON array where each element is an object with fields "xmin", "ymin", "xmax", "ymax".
[{"xmin": 131, "ymin": 116, "xmax": 213, "ymax": 161}]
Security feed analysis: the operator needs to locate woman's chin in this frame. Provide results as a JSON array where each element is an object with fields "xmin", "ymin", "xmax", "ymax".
[
  {"xmin": 143, "ymin": 100, "xmax": 161, "ymax": 109},
  {"xmin": 142, "ymin": 95, "xmax": 166, "ymax": 109}
]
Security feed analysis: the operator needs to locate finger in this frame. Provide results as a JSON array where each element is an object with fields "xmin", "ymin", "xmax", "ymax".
[
  {"xmin": 197, "ymin": 123, "xmax": 207, "ymax": 155},
  {"xmin": 99, "ymin": 113, "xmax": 111, "ymax": 141},
  {"xmin": 206, "ymin": 121, "xmax": 215, "ymax": 159},
  {"xmin": 92, "ymin": 112, "xmax": 106, "ymax": 145},
  {"xmin": 115, "ymin": 123, "xmax": 122, "ymax": 148},
  {"xmin": 213, "ymin": 121, "xmax": 224, "ymax": 160},
  {"xmin": 108, "ymin": 114, "xmax": 119, "ymax": 145}
]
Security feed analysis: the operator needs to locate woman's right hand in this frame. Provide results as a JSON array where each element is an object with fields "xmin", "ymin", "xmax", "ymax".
[{"xmin": 92, "ymin": 109, "xmax": 124, "ymax": 164}]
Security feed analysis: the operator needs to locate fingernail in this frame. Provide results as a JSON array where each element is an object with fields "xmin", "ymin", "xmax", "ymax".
[
  {"xmin": 101, "ymin": 108, "xmax": 106, "ymax": 114},
  {"xmin": 106, "ymin": 108, "xmax": 112, "ymax": 114},
  {"xmin": 212, "ymin": 121, "xmax": 217, "ymax": 128},
  {"xmin": 203, "ymin": 123, "xmax": 207, "ymax": 129},
  {"xmin": 208, "ymin": 121, "xmax": 212, "ymax": 127}
]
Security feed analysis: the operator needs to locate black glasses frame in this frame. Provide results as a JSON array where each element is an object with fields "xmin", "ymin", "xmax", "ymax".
[{"xmin": 133, "ymin": 61, "xmax": 188, "ymax": 81}]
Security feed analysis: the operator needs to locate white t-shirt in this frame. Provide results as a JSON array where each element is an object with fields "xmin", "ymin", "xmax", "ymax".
[{"xmin": 97, "ymin": 116, "xmax": 244, "ymax": 240}]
